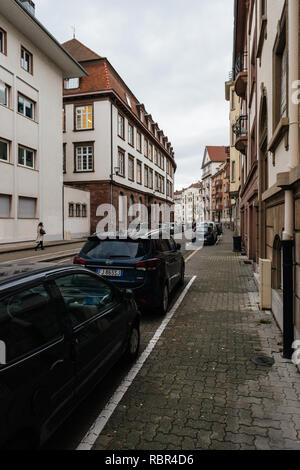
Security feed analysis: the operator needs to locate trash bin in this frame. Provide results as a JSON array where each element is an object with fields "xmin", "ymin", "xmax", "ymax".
[{"xmin": 233, "ymin": 236, "xmax": 242, "ymax": 252}]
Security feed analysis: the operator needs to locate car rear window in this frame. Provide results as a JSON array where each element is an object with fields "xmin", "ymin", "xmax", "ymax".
[{"xmin": 81, "ymin": 239, "xmax": 150, "ymax": 260}]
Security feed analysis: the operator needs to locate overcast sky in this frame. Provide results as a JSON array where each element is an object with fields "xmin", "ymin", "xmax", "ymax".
[{"xmin": 37, "ymin": 0, "xmax": 234, "ymax": 190}]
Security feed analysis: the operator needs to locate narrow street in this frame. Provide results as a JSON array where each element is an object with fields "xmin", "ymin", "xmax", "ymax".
[{"xmin": 43, "ymin": 230, "xmax": 300, "ymax": 450}]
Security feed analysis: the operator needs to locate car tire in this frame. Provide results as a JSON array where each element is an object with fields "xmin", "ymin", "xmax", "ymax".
[
  {"xmin": 158, "ymin": 283, "xmax": 169, "ymax": 315},
  {"xmin": 124, "ymin": 323, "xmax": 140, "ymax": 361}
]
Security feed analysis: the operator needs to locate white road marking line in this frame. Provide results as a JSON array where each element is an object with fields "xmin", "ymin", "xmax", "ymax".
[
  {"xmin": 185, "ymin": 248, "xmax": 201, "ymax": 264},
  {"xmin": 0, "ymin": 249, "xmax": 78, "ymax": 265},
  {"xmin": 77, "ymin": 275, "xmax": 197, "ymax": 451}
]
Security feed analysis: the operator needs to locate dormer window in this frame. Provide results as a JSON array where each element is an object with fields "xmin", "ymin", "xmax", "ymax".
[
  {"xmin": 125, "ymin": 93, "xmax": 132, "ymax": 108},
  {"xmin": 64, "ymin": 78, "xmax": 79, "ymax": 90}
]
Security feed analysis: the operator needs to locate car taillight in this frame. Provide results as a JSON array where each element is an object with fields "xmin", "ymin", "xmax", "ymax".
[
  {"xmin": 134, "ymin": 258, "xmax": 161, "ymax": 272},
  {"xmin": 73, "ymin": 255, "xmax": 87, "ymax": 265}
]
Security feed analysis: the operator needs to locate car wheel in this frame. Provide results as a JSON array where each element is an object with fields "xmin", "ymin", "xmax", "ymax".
[
  {"xmin": 158, "ymin": 283, "xmax": 169, "ymax": 315},
  {"xmin": 179, "ymin": 263, "xmax": 185, "ymax": 286},
  {"xmin": 124, "ymin": 323, "xmax": 140, "ymax": 361}
]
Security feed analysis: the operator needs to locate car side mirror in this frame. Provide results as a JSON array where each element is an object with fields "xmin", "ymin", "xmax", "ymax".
[
  {"xmin": 176, "ymin": 243, "xmax": 181, "ymax": 251},
  {"xmin": 123, "ymin": 289, "xmax": 134, "ymax": 300}
]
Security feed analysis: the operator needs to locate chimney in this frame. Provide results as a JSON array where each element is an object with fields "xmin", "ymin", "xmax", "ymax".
[{"xmin": 19, "ymin": 0, "xmax": 36, "ymax": 16}]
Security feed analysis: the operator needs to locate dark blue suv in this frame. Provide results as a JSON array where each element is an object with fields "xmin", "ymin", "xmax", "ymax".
[{"xmin": 74, "ymin": 231, "xmax": 185, "ymax": 315}]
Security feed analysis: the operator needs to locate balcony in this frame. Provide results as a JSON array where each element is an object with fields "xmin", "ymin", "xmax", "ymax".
[
  {"xmin": 233, "ymin": 115, "xmax": 248, "ymax": 155},
  {"xmin": 215, "ymin": 179, "xmax": 223, "ymax": 188},
  {"xmin": 217, "ymin": 204, "xmax": 223, "ymax": 211},
  {"xmin": 234, "ymin": 51, "xmax": 248, "ymax": 98},
  {"xmin": 216, "ymin": 192, "xmax": 223, "ymax": 199}
]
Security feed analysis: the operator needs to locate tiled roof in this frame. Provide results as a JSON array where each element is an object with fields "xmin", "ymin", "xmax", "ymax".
[
  {"xmin": 206, "ymin": 146, "xmax": 229, "ymax": 162},
  {"xmin": 62, "ymin": 38, "xmax": 102, "ymax": 62}
]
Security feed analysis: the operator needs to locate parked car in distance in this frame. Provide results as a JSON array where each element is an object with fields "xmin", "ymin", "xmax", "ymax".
[
  {"xmin": 74, "ymin": 231, "xmax": 185, "ymax": 315},
  {"xmin": 195, "ymin": 222, "xmax": 218, "ymax": 245},
  {"xmin": 0, "ymin": 263, "xmax": 140, "ymax": 450}
]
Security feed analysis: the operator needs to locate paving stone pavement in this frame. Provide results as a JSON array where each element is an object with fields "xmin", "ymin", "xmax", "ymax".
[{"xmin": 93, "ymin": 231, "xmax": 300, "ymax": 450}]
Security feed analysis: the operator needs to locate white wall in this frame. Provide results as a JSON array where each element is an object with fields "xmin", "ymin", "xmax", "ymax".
[
  {"xmin": 64, "ymin": 186, "xmax": 90, "ymax": 239},
  {"xmin": 0, "ymin": 13, "xmax": 64, "ymax": 243}
]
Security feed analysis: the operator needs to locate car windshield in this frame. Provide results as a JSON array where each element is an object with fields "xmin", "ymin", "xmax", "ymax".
[{"xmin": 82, "ymin": 239, "xmax": 150, "ymax": 260}]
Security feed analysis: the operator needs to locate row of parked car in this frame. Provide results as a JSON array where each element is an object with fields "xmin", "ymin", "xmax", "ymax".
[{"xmin": 0, "ymin": 229, "xmax": 185, "ymax": 449}]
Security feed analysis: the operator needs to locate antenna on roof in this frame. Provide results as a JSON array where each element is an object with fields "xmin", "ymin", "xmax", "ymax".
[{"xmin": 71, "ymin": 25, "xmax": 76, "ymax": 39}]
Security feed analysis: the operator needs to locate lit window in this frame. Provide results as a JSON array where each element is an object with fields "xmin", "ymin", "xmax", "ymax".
[
  {"xmin": 18, "ymin": 94, "xmax": 34, "ymax": 120},
  {"xmin": 21, "ymin": 47, "xmax": 33, "ymax": 73},
  {"xmin": 75, "ymin": 105, "xmax": 93, "ymax": 130},
  {"xmin": 65, "ymin": 78, "xmax": 79, "ymax": 90},
  {"xmin": 75, "ymin": 145, "xmax": 93, "ymax": 172},
  {"xmin": 18, "ymin": 145, "xmax": 35, "ymax": 169}
]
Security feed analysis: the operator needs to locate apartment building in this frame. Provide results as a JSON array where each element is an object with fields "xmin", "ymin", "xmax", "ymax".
[
  {"xmin": 201, "ymin": 146, "xmax": 228, "ymax": 221},
  {"xmin": 211, "ymin": 159, "xmax": 231, "ymax": 224},
  {"xmin": 0, "ymin": 0, "xmax": 86, "ymax": 243},
  {"xmin": 62, "ymin": 39, "xmax": 176, "ymax": 233},
  {"xmin": 225, "ymin": 78, "xmax": 241, "ymax": 234},
  {"xmin": 230, "ymin": 0, "xmax": 300, "ymax": 355},
  {"xmin": 232, "ymin": 0, "xmax": 258, "ymax": 263}
]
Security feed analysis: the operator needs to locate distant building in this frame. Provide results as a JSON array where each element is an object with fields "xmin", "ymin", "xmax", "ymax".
[
  {"xmin": 211, "ymin": 159, "xmax": 231, "ymax": 224},
  {"xmin": 0, "ymin": 0, "xmax": 86, "ymax": 243},
  {"xmin": 174, "ymin": 182, "xmax": 203, "ymax": 225},
  {"xmin": 62, "ymin": 39, "xmax": 176, "ymax": 233},
  {"xmin": 201, "ymin": 146, "xmax": 228, "ymax": 221}
]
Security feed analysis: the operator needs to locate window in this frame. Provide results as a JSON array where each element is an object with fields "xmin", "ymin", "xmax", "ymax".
[
  {"xmin": 155, "ymin": 172, "xmax": 159, "ymax": 191},
  {"xmin": 63, "ymin": 144, "xmax": 66, "ymax": 174},
  {"xmin": 144, "ymin": 165, "xmax": 149, "ymax": 188},
  {"xmin": 128, "ymin": 123, "xmax": 134, "ymax": 146},
  {"xmin": 55, "ymin": 273, "xmax": 114, "ymax": 326},
  {"xmin": 137, "ymin": 131, "xmax": 142, "ymax": 152},
  {"xmin": 161, "ymin": 156, "xmax": 165, "ymax": 171},
  {"xmin": 144, "ymin": 138, "xmax": 148, "ymax": 158},
  {"xmin": 118, "ymin": 149, "xmax": 125, "ymax": 177},
  {"xmin": 231, "ymin": 161, "xmax": 236, "ymax": 183},
  {"xmin": 0, "ymin": 139, "xmax": 9, "ymax": 162},
  {"xmin": 280, "ymin": 46, "xmax": 287, "ymax": 119},
  {"xmin": 274, "ymin": 14, "xmax": 287, "ymax": 129},
  {"xmin": 82, "ymin": 204, "xmax": 87, "ymax": 218},
  {"xmin": 137, "ymin": 161, "xmax": 142, "ymax": 184},
  {"xmin": 154, "ymin": 148, "xmax": 158, "ymax": 165},
  {"xmin": 149, "ymin": 168, "xmax": 153, "ymax": 189},
  {"xmin": 75, "ymin": 105, "xmax": 93, "ymax": 130},
  {"xmin": 0, "ymin": 28, "xmax": 6, "ymax": 55},
  {"xmin": 0, "ymin": 82, "xmax": 8, "ymax": 106},
  {"xmin": 118, "ymin": 114, "xmax": 125, "ymax": 138},
  {"xmin": 69, "ymin": 203, "xmax": 74, "ymax": 217},
  {"xmin": 18, "ymin": 94, "xmax": 34, "ymax": 120},
  {"xmin": 125, "ymin": 94, "xmax": 132, "ymax": 108},
  {"xmin": 76, "ymin": 204, "xmax": 81, "ymax": 217},
  {"xmin": 21, "ymin": 46, "xmax": 33, "ymax": 73},
  {"xmin": 128, "ymin": 155, "xmax": 134, "ymax": 181},
  {"xmin": 75, "ymin": 144, "xmax": 93, "ymax": 172},
  {"xmin": 0, "ymin": 194, "xmax": 11, "ymax": 218},
  {"xmin": 0, "ymin": 284, "xmax": 63, "ymax": 364},
  {"xmin": 18, "ymin": 196, "xmax": 36, "ymax": 218},
  {"xmin": 64, "ymin": 78, "xmax": 79, "ymax": 90},
  {"xmin": 18, "ymin": 145, "xmax": 35, "ymax": 169},
  {"xmin": 149, "ymin": 143, "xmax": 153, "ymax": 161},
  {"xmin": 63, "ymin": 106, "xmax": 66, "ymax": 132}
]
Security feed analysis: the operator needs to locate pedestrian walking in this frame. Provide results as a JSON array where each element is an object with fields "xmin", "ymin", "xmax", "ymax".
[{"xmin": 35, "ymin": 222, "xmax": 46, "ymax": 251}]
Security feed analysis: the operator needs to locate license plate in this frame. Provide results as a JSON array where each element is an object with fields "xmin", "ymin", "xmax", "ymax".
[{"xmin": 97, "ymin": 269, "xmax": 123, "ymax": 277}]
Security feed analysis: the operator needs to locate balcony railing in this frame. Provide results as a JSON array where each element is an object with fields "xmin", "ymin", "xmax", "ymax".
[
  {"xmin": 233, "ymin": 115, "xmax": 248, "ymax": 138},
  {"xmin": 234, "ymin": 51, "xmax": 247, "ymax": 80}
]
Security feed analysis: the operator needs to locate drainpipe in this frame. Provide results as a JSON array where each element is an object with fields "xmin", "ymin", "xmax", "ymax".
[{"xmin": 282, "ymin": 0, "xmax": 299, "ymax": 359}]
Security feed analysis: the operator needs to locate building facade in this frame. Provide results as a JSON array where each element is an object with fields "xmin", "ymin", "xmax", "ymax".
[
  {"xmin": 62, "ymin": 39, "xmax": 176, "ymax": 234},
  {"xmin": 211, "ymin": 159, "xmax": 231, "ymax": 224},
  {"xmin": 201, "ymin": 146, "xmax": 228, "ymax": 221},
  {"xmin": 0, "ymin": 0, "xmax": 86, "ymax": 243}
]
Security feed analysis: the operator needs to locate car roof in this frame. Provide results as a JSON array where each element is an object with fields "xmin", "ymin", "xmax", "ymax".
[{"xmin": 0, "ymin": 262, "xmax": 85, "ymax": 291}]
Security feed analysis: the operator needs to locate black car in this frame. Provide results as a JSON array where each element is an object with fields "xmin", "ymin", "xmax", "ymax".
[
  {"xmin": 74, "ymin": 231, "xmax": 185, "ymax": 315},
  {"xmin": 195, "ymin": 223, "xmax": 218, "ymax": 245},
  {"xmin": 0, "ymin": 262, "xmax": 140, "ymax": 449}
]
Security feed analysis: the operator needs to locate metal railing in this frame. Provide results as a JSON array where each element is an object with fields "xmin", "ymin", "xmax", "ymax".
[
  {"xmin": 233, "ymin": 115, "xmax": 248, "ymax": 138},
  {"xmin": 234, "ymin": 51, "xmax": 247, "ymax": 80}
]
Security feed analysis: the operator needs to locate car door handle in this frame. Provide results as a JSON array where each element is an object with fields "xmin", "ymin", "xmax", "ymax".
[{"xmin": 50, "ymin": 359, "xmax": 65, "ymax": 371}]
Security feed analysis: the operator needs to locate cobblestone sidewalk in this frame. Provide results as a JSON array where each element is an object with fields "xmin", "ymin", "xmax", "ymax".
[{"xmin": 93, "ymin": 231, "xmax": 300, "ymax": 450}]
